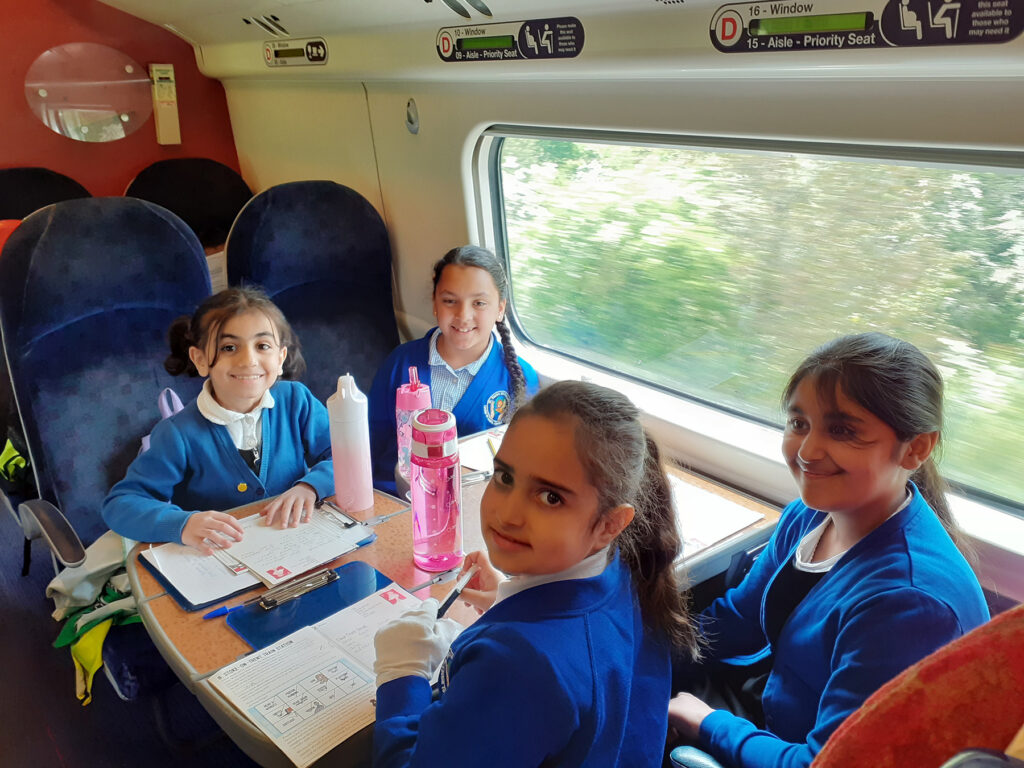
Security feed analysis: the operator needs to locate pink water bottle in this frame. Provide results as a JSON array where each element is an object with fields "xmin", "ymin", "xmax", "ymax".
[
  {"xmin": 410, "ymin": 408, "xmax": 463, "ymax": 572},
  {"xmin": 395, "ymin": 366, "xmax": 432, "ymax": 482}
]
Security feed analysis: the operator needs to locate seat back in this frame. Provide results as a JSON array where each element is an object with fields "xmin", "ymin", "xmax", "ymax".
[
  {"xmin": 225, "ymin": 180, "xmax": 399, "ymax": 402},
  {"xmin": 0, "ymin": 198, "xmax": 210, "ymax": 545},
  {"xmin": 812, "ymin": 603, "xmax": 1024, "ymax": 768},
  {"xmin": 124, "ymin": 158, "xmax": 253, "ymax": 248},
  {"xmin": 0, "ymin": 167, "xmax": 90, "ymax": 219}
]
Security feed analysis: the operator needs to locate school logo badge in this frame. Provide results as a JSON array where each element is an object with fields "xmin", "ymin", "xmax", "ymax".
[
  {"xmin": 438, "ymin": 647, "xmax": 455, "ymax": 693},
  {"xmin": 484, "ymin": 390, "xmax": 511, "ymax": 426}
]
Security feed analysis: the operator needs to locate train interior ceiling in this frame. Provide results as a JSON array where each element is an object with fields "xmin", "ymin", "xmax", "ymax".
[{"xmin": 3, "ymin": 0, "xmax": 1024, "ymax": 763}]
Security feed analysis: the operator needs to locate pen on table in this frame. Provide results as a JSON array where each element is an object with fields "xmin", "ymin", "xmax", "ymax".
[
  {"xmin": 363, "ymin": 506, "xmax": 410, "ymax": 526},
  {"xmin": 202, "ymin": 598, "xmax": 257, "ymax": 620},
  {"xmin": 461, "ymin": 469, "xmax": 491, "ymax": 486},
  {"xmin": 437, "ymin": 565, "xmax": 480, "ymax": 618},
  {"xmin": 409, "ymin": 567, "xmax": 460, "ymax": 593},
  {"xmin": 487, "ymin": 438, "xmax": 498, "ymax": 458}
]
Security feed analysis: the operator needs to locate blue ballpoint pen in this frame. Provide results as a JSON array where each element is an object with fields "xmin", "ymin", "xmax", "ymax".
[
  {"xmin": 202, "ymin": 604, "xmax": 245, "ymax": 620},
  {"xmin": 202, "ymin": 600, "xmax": 257, "ymax": 619}
]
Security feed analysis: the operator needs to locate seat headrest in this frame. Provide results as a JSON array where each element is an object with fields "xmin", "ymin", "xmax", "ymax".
[
  {"xmin": 0, "ymin": 167, "xmax": 90, "ymax": 220},
  {"xmin": 125, "ymin": 158, "xmax": 253, "ymax": 248},
  {"xmin": 226, "ymin": 180, "xmax": 391, "ymax": 295},
  {"xmin": 0, "ymin": 197, "xmax": 210, "ymax": 349}
]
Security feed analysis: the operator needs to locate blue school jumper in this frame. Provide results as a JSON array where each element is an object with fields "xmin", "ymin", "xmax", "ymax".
[
  {"xmin": 693, "ymin": 483, "xmax": 989, "ymax": 768},
  {"xmin": 374, "ymin": 554, "xmax": 671, "ymax": 768},
  {"xmin": 367, "ymin": 329, "xmax": 538, "ymax": 493},
  {"xmin": 102, "ymin": 380, "xmax": 333, "ymax": 544}
]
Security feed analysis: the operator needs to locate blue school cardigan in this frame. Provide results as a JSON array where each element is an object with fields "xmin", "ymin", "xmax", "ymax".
[
  {"xmin": 367, "ymin": 329, "xmax": 538, "ymax": 493},
  {"xmin": 374, "ymin": 554, "xmax": 671, "ymax": 768},
  {"xmin": 102, "ymin": 380, "xmax": 333, "ymax": 544},
  {"xmin": 696, "ymin": 484, "xmax": 990, "ymax": 768}
]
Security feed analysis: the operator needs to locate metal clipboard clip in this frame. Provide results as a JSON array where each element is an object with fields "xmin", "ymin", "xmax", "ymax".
[
  {"xmin": 316, "ymin": 499, "xmax": 359, "ymax": 528},
  {"xmin": 258, "ymin": 567, "xmax": 339, "ymax": 610}
]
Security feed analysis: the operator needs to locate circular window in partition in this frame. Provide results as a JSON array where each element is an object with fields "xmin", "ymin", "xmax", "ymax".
[{"xmin": 24, "ymin": 42, "xmax": 153, "ymax": 143}]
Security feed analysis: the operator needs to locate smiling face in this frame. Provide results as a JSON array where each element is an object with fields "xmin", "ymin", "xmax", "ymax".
[
  {"xmin": 782, "ymin": 375, "xmax": 929, "ymax": 524},
  {"xmin": 188, "ymin": 309, "xmax": 287, "ymax": 414},
  {"xmin": 479, "ymin": 413, "xmax": 633, "ymax": 576},
  {"xmin": 432, "ymin": 264, "xmax": 507, "ymax": 370}
]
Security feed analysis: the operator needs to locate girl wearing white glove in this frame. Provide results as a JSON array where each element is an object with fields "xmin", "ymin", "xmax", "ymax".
[{"xmin": 372, "ymin": 380, "xmax": 701, "ymax": 767}]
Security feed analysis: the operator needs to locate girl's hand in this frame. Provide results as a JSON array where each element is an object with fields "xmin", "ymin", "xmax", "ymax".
[
  {"xmin": 182, "ymin": 511, "xmax": 245, "ymax": 555},
  {"xmin": 262, "ymin": 483, "xmax": 317, "ymax": 528},
  {"xmin": 667, "ymin": 692, "xmax": 715, "ymax": 743},
  {"xmin": 458, "ymin": 550, "xmax": 502, "ymax": 614},
  {"xmin": 373, "ymin": 598, "xmax": 462, "ymax": 687}
]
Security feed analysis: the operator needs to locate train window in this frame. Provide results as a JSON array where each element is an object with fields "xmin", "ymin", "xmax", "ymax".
[{"xmin": 492, "ymin": 133, "xmax": 1024, "ymax": 512}]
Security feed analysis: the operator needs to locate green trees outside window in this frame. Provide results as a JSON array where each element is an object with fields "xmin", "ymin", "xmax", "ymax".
[{"xmin": 499, "ymin": 137, "xmax": 1024, "ymax": 508}]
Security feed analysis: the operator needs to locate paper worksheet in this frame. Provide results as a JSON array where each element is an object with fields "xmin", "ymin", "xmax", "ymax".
[
  {"xmin": 225, "ymin": 511, "xmax": 373, "ymax": 586},
  {"xmin": 458, "ymin": 428, "xmax": 504, "ymax": 471},
  {"xmin": 209, "ymin": 584, "xmax": 420, "ymax": 768},
  {"xmin": 140, "ymin": 541, "xmax": 261, "ymax": 607},
  {"xmin": 670, "ymin": 474, "xmax": 765, "ymax": 558}
]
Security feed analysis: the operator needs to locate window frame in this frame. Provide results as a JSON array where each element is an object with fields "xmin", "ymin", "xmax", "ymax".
[{"xmin": 472, "ymin": 125, "xmax": 1024, "ymax": 577}]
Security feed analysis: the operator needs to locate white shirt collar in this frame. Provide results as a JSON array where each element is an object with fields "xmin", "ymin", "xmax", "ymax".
[
  {"xmin": 493, "ymin": 546, "xmax": 611, "ymax": 606},
  {"xmin": 795, "ymin": 487, "xmax": 913, "ymax": 573},
  {"xmin": 428, "ymin": 328, "xmax": 493, "ymax": 375},
  {"xmin": 196, "ymin": 379, "xmax": 275, "ymax": 426}
]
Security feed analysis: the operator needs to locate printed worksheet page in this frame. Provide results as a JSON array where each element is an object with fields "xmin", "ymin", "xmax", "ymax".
[
  {"xmin": 140, "ymin": 542, "xmax": 260, "ymax": 607},
  {"xmin": 209, "ymin": 625, "xmax": 375, "ymax": 768},
  {"xmin": 209, "ymin": 584, "xmax": 420, "ymax": 768},
  {"xmin": 314, "ymin": 584, "xmax": 420, "ymax": 671},
  {"xmin": 227, "ymin": 511, "xmax": 372, "ymax": 586}
]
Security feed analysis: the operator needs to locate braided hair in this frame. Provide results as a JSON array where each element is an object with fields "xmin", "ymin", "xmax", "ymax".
[{"xmin": 432, "ymin": 246, "xmax": 528, "ymax": 417}]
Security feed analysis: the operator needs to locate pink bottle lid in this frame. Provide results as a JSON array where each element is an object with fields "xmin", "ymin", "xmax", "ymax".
[
  {"xmin": 396, "ymin": 366, "xmax": 431, "ymax": 411},
  {"xmin": 411, "ymin": 408, "xmax": 458, "ymax": 460}
]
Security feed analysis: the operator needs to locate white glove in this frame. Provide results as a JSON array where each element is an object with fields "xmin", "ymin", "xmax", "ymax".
[{"xmin": 373, "ymin": 598, "xmax": 463, "ymax": 687}]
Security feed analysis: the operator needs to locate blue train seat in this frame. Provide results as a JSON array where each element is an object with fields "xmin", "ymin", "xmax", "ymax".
[
  {"xmin": 0, "ymin": 197, "xmax": 209, "ymax": 567},
  {"xmin": 125, "ymin": 158, "xmax": 252, "ymax": 249},
  {"xmin": 0, "ymin": 166, "xmax": 90, "ymax": 220},
  {"xmin": 225, "ymin": 180, "xmax": 399, "ymax": 402}
]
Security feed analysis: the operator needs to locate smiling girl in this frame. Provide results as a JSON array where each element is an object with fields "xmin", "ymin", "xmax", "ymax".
[
  {"xmin": 371, "ymin": 380, "xmax": 700, "ymax": 767},
  {"xmin": 102, "ymin": 287, "xmax": 333, "ymax": 553},
  {"xmin": 368, "ymin": 245, "xmax": 539, "ymax": 493},
  {"xmin": 667, "ymin": 332, "xmax": 990, "ymax": 768}
]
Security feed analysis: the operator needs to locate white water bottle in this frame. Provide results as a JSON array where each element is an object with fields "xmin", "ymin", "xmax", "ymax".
[{"xmin": 326, "ymin": 374, "xmax": 374, "ymax": 512}]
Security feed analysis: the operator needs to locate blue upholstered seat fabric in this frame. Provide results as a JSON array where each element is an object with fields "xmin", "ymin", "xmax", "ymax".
[
  {"xmin": 0, "ymin": 197, "xmax": 210, "ymax": 546},
  {"xmin": 226, "ymin": 180, "xmax": 399, "ymax": 402}
]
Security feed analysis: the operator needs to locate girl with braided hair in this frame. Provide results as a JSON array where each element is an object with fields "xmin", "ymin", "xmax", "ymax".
[{"xmin": 369, "ymin": 245, "xmax": 538, "ymax": 494}]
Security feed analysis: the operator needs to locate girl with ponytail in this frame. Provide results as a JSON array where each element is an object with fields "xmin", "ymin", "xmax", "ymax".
[
  {"xmin": 371, "ymin": 380, "xmax": 699, "ymax": 767},
  {"xmin": 368, "ymin": 245, "xmax": 539, "ymax": 494},
  {"xmin": 668, "ymin": 332, "xmax": 989, "ymax": 768}
]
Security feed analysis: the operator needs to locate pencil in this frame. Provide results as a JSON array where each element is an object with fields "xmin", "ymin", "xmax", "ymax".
[{"xmin": 437, "ymin": 565, "xmax": 480, "ymax": 618}]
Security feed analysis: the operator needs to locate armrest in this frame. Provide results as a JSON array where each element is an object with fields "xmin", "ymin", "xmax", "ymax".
[
  {"xmin": 18, "ymin": 498, "xmax": 86, "ymax": 568},
  {"xmin": 670, "ymin": 746, "xmax": 726, "ymax": 768}
]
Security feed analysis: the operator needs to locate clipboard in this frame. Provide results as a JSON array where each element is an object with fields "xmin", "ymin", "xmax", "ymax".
[
  {"xmin": 227, "ymin": 560, "xmax": 392, "ymax": 650},
  {"xmin": 138, "ymin": 550, "xmax": 259, "ymax": 612},
  {"xmin": 138, "ymin": 529, "xmax": 378, "ymax": 612}
]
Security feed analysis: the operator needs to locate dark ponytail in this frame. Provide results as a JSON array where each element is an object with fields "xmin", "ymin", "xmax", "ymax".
[
  {"xmin": 516, "ymin": 380, "xmax": 701, "ymax": 658},
  {"xmin": 782, "ymin": 332, "xmax": 972, "ymax": 559},
  {"xmin": 432, "ymin": 245, "xmax": 528, "ymax": 416},
  {"xmin": 163, "ymin": 286, "xmax": 305, "ymax": 380}
]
